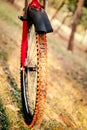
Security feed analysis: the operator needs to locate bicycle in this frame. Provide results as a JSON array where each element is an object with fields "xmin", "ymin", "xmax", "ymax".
[{"xmin": 19, "ymin": 0, "xmax": 53, "ymax": 127}]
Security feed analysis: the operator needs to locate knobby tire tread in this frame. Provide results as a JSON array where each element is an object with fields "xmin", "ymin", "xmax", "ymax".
[{"xmin": 21, "ymin": 32, "xmax": 47, "ymax": 128}]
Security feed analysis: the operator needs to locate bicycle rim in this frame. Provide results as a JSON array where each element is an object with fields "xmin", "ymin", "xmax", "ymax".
[{"xmin": 21, "ymin": 25, "xmax": 47, "ymax": 127}]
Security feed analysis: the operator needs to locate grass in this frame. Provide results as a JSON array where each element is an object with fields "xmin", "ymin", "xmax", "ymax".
[
  {"xmin": 48, "ymin": 33, "xmax": 87, "ymax": 87},
  {"xmin": 0, "ymin": 49, "xmax": 21, "ymax": 109},
  {"xmin": 0, "ymin": 50, "xmax": 8, "ymax": 61},
  {"xmin": 0, "ymin": 100, "xmax": 9, "ymax": 130},
  {"xmin": 0, "ymin": 0, "xmax": 21, "ymax": 108},
  {"xmin": 40, "ymin": 120, "xmax": 65, "ymax": 130},
  {"xmin": 0, "ymin": 0, "xmax": 20, "ymax": 27}
]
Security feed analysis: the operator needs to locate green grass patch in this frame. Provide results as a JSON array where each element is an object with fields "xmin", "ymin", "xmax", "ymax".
[
  {"xmin": 4, "ymin": 70, "xmax": 21, "ymax": 109},
  {"xmin": 0, "ymin": 50, "xmax": 8, "ymax": 61},
  {"xmin": 0, "ymin": 100, "xmax": 9, "ymax": 130}
]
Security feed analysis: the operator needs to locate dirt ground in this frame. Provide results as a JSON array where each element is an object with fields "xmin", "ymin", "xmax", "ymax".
[{"xmin": 0, "ymin": 1, "xmax": 87, "ymax": 130}]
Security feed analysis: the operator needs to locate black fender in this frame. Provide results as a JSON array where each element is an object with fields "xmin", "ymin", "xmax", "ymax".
[{"xmin": 27, "ymin": 7, "xmax": 53, "ymax": 33}]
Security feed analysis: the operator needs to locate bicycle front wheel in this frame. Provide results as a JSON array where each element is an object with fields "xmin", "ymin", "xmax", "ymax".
[{"xmin": 21, "ymin": 25, "xmax": 47, "ymax": 127}]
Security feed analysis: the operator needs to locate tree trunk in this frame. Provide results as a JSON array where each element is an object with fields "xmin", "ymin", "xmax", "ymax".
[
  {"xmin": 51, "ymin": 0, "xmax": 65, "ymax": 20},
  {"xmin": 8, "ymin": 0, "xmax": 15, "ymax": 4},
  {"xmin": 23, "ymin": 0, "xmax": 28, "ymax": 17},
  {"xmin": 67, "ymin": 0, "xmax": 85, "ymax": 51}
]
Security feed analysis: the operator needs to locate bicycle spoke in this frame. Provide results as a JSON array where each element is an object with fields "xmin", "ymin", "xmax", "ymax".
[{"xmin": 21, "ymin": 25, "xmax": 47, "ymax": 127}]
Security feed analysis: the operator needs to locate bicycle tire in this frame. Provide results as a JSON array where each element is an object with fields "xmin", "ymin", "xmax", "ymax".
[{"xmin": 21, "ymin": 25, "xmax": 47, "ymax": 127}]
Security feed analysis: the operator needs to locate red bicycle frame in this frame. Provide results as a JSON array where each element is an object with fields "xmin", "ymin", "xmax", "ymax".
[
  {"xmin": 21, "ymin": 0, "xmax": 53, "ymax": 69},
  {"xmin": 21, "ymin": 0, "xmax": 42, "ymax": 69}
]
